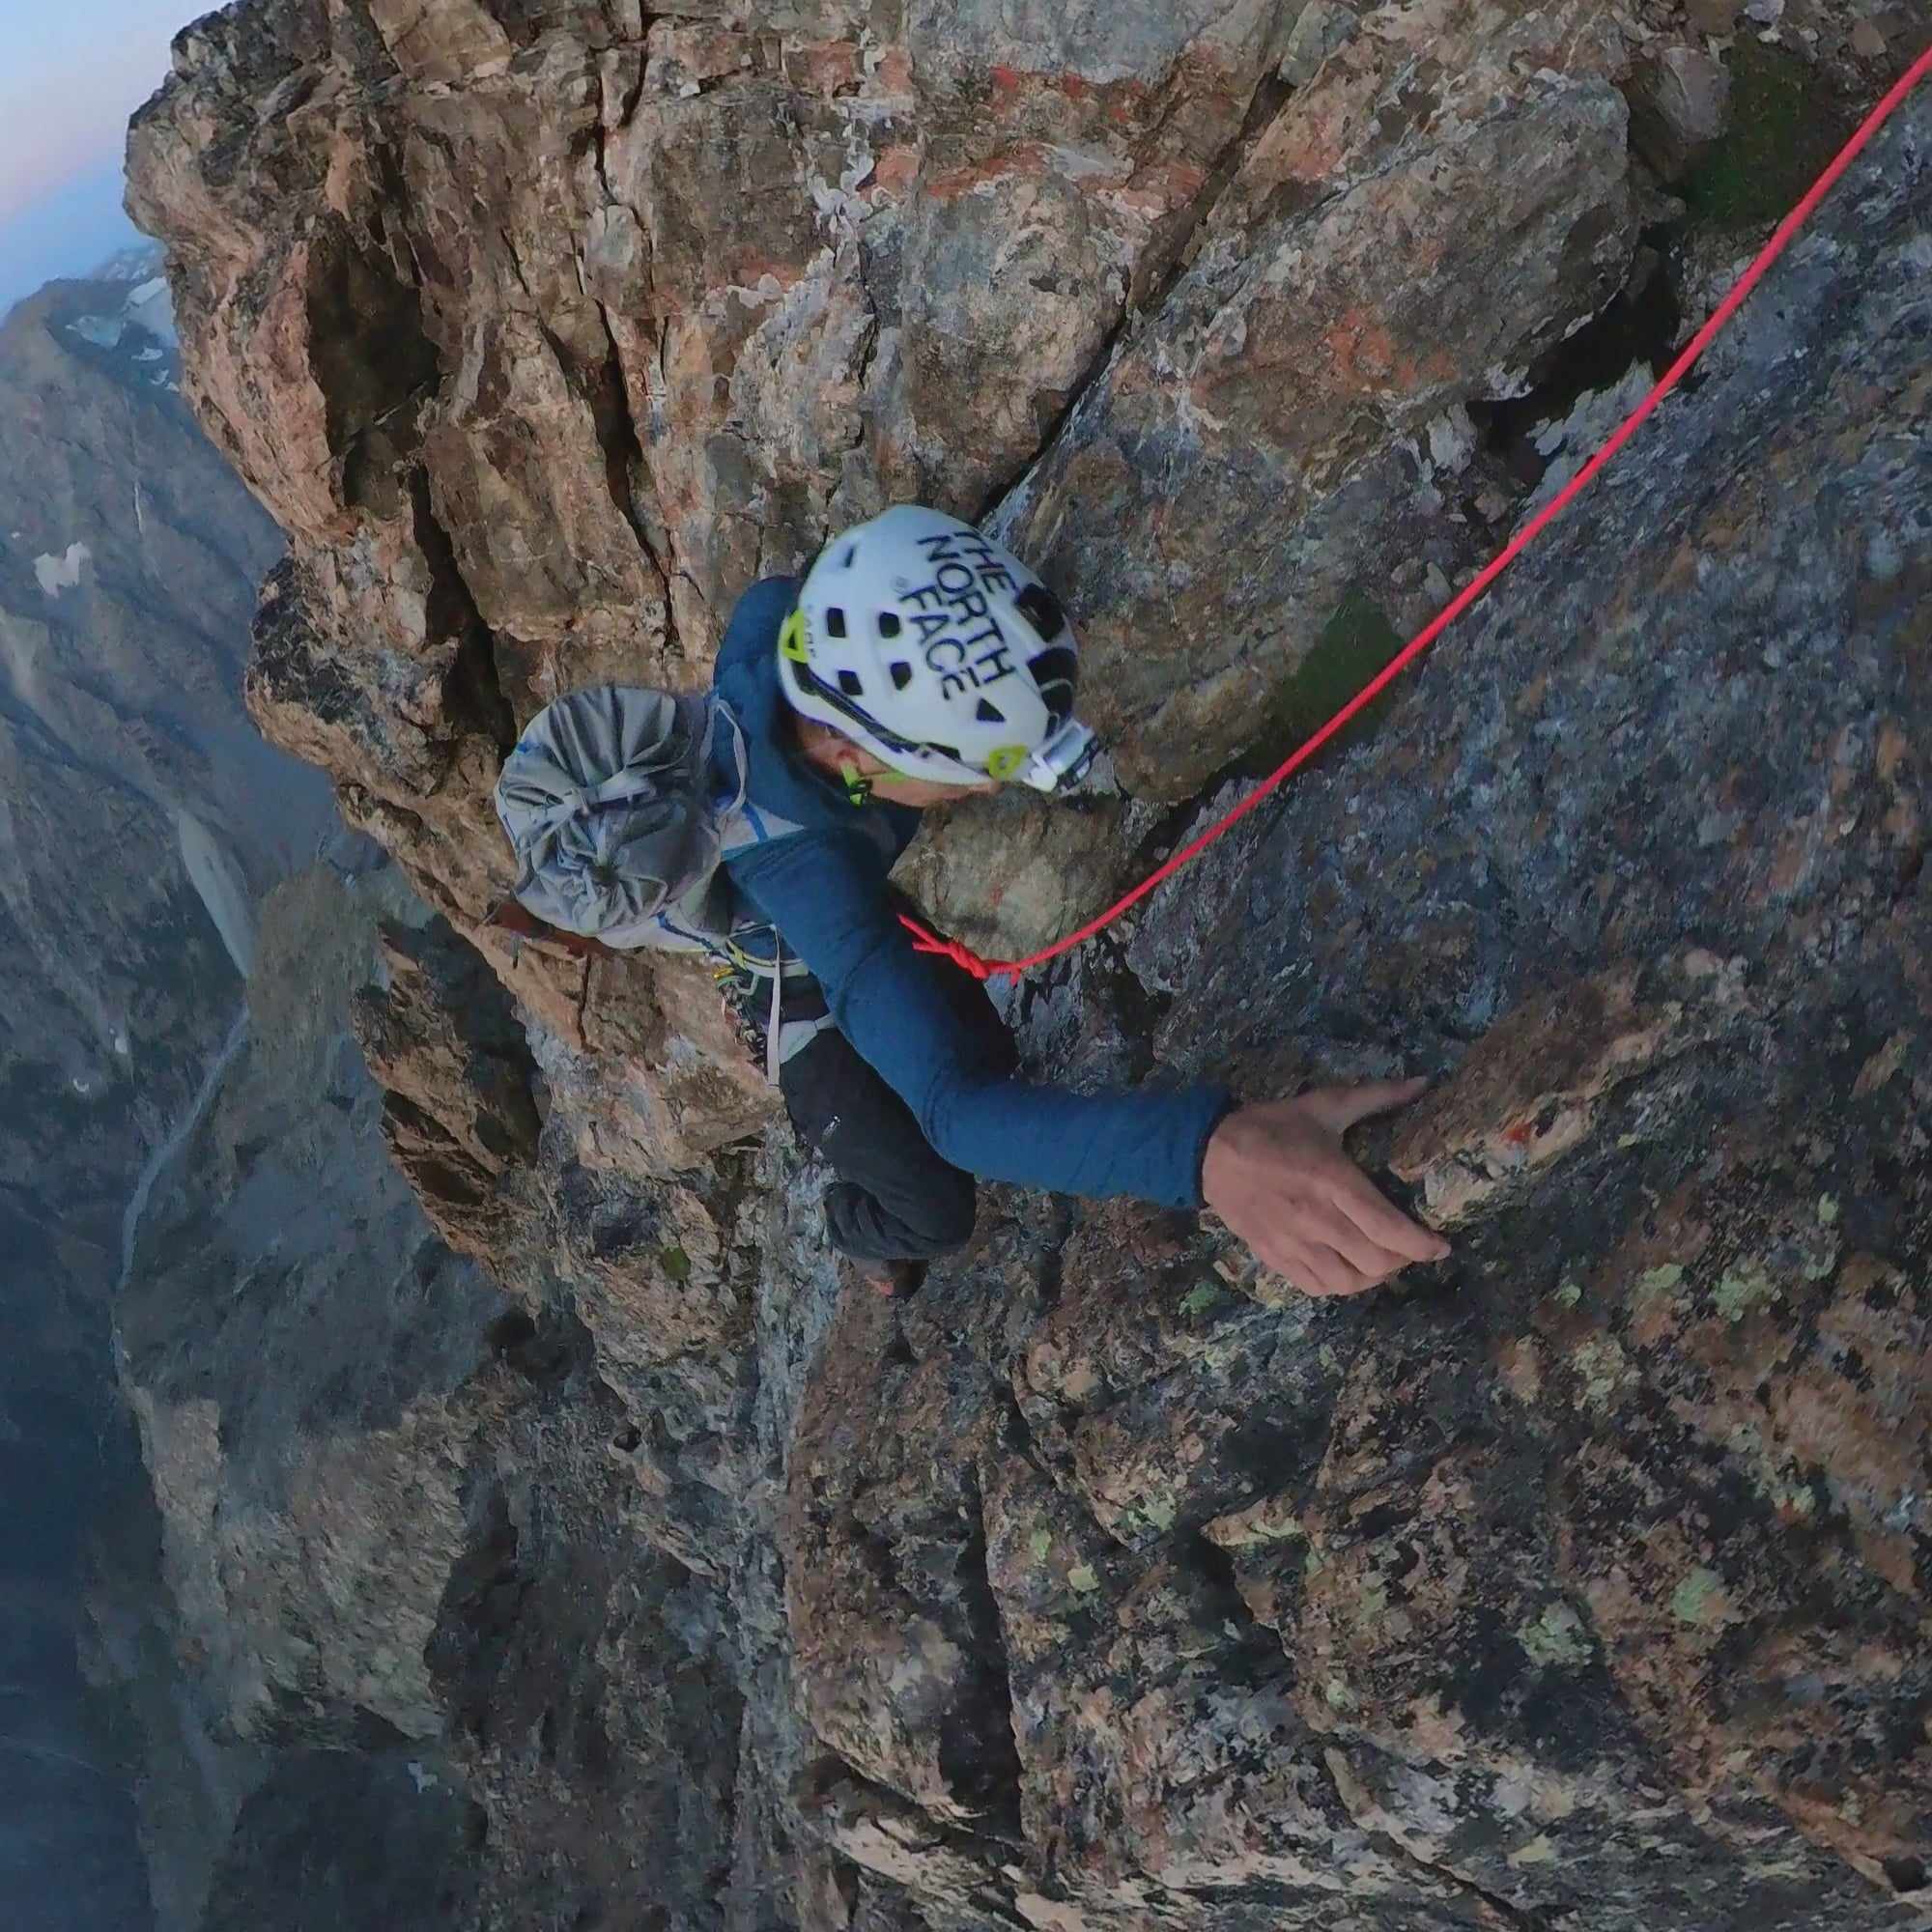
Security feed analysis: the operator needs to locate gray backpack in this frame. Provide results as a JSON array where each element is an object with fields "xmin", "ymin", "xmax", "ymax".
[
  {"xmin": 494, "ymin": 685, "xmax": 768, "ymax": 958},
  {"xmin": 494, "ymin": 684, "xmax": 866, "ymax": 1077}
]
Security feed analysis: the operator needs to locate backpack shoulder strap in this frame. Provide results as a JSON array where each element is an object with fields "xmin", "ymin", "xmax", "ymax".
[{"xmin": 710, "ymin": 697, "xmax": 808, "ymax": 856}]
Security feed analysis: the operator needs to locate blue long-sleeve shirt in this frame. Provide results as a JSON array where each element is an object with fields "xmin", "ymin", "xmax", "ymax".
[{"xmin": 708, "ymin": 577, "xmax": 1231, "ymax": 1209}]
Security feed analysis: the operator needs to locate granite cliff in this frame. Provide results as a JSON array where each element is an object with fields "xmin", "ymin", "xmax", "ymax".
[{"xmin": 122, "ymin": 3, "xmax": 1930, "ymax": 1930}]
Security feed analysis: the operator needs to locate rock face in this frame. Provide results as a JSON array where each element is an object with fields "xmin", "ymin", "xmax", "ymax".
[{"xmin": 124, "ymin": 5, "xmax": 1931, "ymax": 1931}]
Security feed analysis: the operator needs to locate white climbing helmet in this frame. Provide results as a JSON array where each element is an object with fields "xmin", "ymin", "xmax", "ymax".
[{"xmin": 777, "ymin": 505, "xmax": 1096, "ymax": 793}]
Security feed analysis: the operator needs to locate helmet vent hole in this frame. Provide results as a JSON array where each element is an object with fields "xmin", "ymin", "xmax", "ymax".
[
  {"xmin": 1014, "ymin": 583, "xmax": 1066, "ymax": 641},
  {"xmin": 889, "ymin": 661, "xmax": 914, "ymax": 691},
  {"xmin": 975, "ymin": 698, "xmax": 1005, "ymax": 724},
  {"xmin": 1028, "ymin": 646, "xmax": 1078, "ymax": 728},
  {"xmin": 840, "ymin": 546, "xmax": 857, "ymax": 567},
  {"xmin": 877, "ymin": 612, "xmax": 902, "ymax": 638},
  {"xmin": 838, "ymin": 669, "xmax": 865, "ymax": 697},
  {"xmin": 826, "ymin": 608, "xmax": 848, "ymax": 639}
]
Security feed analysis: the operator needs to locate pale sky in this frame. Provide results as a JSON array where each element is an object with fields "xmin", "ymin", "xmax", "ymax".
[{"xmin": 0, "ymin": 0, "xmax": 200, "ymax": 310}]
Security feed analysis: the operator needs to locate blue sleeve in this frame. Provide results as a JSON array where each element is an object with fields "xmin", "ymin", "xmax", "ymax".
[
  {"xmin": 730, "ymin": 828, "xmax": 1233, "ymax": 1208},
  {"xmin": 715, "ymin": 577, "xmax": 797, "ymax": 682}
]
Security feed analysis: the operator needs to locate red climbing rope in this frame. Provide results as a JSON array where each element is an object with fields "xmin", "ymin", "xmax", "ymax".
[{"xmin": 903, "ymin": 43, "xmax": 1932, "ymax": 984}]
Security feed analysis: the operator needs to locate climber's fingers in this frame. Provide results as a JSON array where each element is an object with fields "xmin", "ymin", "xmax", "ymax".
[
  {"xmin": 1203, "ymin": 1086, "xmax": 1448, "ymax": 1297},
  {"xmin": 1288, "ymin": 1080, "xmax": 1448, "ymax": 1268},
  {"xmin": 1327, "ymin": 1163, "xmax": 1451, "ymax": 1266},
  {"xmin": 1296, "ymin": 1075, "xmax": 1432, "ymax": 1137},
  {"xmin": 1297, "ymin": 1192, "xmax": 1407, "ymax": 1283},
  {"xmin": 1264, "ymin": 1229, "xmax": 1373, "ymax": 1299}
]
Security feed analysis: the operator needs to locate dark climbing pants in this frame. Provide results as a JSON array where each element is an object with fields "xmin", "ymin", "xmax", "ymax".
[{"xmin": 778, "ymin": 956, "xmax": 1017, "ymax": 1265}]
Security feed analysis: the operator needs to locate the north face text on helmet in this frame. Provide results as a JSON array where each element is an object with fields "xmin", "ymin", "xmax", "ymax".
[
  {"xmin": 902, "ymin": 527, "xmax": 1020, "ymax": 699},
  {"xmin": 781, "ymin": 503, "xmax": 1093, "ymax": 791}
]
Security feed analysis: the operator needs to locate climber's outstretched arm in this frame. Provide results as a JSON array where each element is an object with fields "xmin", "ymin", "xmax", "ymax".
[
  {"xmin": 731, "ymin": 825, "xmax": 1230, "ymax": 1208},
  {"xmin": 1202, "ymin": 1084, "xmax": 1450, "ymax": 1296},
  {"xmin": 735, "ymin": 824, "xmax": 1448, "ymax": 1294}
]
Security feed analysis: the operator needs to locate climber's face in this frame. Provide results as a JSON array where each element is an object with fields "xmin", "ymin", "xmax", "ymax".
[{"xmin": 829, "ymin": 736, "xmax": 1002, "ymax": 808}]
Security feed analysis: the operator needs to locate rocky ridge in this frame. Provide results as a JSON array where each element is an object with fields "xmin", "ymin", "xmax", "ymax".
[{"xmin": 124, "ymin": 4, "xmax": 1930, "ymax": 1930}]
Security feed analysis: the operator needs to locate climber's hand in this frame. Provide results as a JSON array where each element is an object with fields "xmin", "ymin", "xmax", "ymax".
[
  {"xmin": 1202, "ymin": 1079, "xmax": 1450, "ymax": 1296},
  {"xmin": 485, "ymin": 897, "xmax": 619, "ymax": 963}
]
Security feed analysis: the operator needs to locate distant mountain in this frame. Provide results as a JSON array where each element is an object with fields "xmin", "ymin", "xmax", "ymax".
[
  {"xmin": 0, "ymin": 259, "xmax": 332, "ymax": 1265},
  {"xmin": 0, "ymin": 260, "xmax": 334, "ymax": 1930},
  {"xmin": 88, "ymin": 244, "xmax": 168, "ymax": 285}
]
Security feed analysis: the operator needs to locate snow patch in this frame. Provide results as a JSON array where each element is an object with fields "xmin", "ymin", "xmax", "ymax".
[
  {"xmin": 124, "ymin": 274, "xmax": 179, "ymax": 349},
  {"xmin": 34, "ymin": 542, "xmax": 89, "ymax": 597},
  {"xmin": 92, "ymin": 245, "xmax": 160, "ymax": 283},
  {"xmin": 69, "ymin": 314, "xmax": 125, "ymax": 349},
  {"xmin": 65, "ymin": 267, "xmax": 177, "ymax": 359},
  {"xmin": 175, "ymin": 808, "xmax": 257, "ymax": 976}
]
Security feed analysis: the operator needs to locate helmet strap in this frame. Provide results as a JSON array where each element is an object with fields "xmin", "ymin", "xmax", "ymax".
[{"xmin": 838, "ymin": 761, "xmax": 873, "ymax": 807}]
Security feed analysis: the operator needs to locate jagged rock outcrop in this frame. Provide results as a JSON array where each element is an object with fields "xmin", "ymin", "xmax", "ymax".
[
  {"xmin": 124, "ymin": 4, "xmax": 1930, "ymax": 1930},
  {"xmin": 351, "ymin": 915, "xmax": 546, "ymax": 1259}
]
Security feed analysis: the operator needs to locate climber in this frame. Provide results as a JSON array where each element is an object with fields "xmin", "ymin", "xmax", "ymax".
[{"xmin": 707, "ymin": 504, "xmax": 1450, "ymax": 1297}]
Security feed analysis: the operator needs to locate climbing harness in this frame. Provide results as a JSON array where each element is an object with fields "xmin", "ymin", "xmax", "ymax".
[
  {"xmin": 901, "ymin": 44, "xmax": 1932, "ymax": 985},
  {"xmin": 714, "ymin": 942, "xmax": 838, "ymax": 1085}
]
